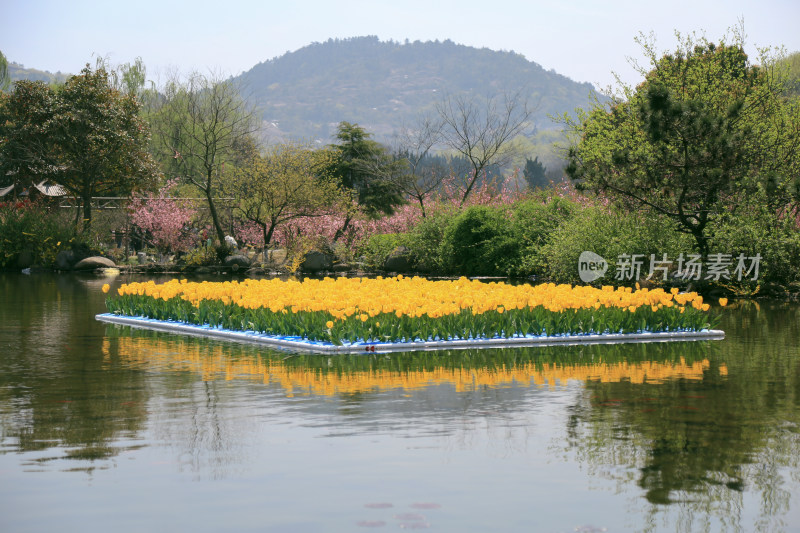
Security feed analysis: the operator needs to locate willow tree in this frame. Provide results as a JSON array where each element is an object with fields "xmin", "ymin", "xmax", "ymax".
[
  {"xmin": 150, "ymin": 72, "xmax": 257, "ymax": 243},
  {"xmin": 566, "ymin": 30, "xmax": 800, "ymax": 258}
]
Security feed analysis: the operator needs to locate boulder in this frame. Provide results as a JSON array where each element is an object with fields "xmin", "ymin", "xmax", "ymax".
[
  {"xmin": 383, "ymin": 246, "xmax": 413, "ymax": 273},
  {"xmin": 55, "ymin": 250, "xmax": 76, "ymax": 270},
  {"xmin": 301, "ymin": 250, "xmax": 333, "ymax": 272},
  {"xmin": 73, "ymin": 256, "xmax": 116, "ymax": 270},
  {"xmin": 224, "ymin": 254, "xmax": 251, "ymax": 270}
]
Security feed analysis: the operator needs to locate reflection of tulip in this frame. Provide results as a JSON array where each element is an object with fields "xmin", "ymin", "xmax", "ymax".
[{"xmin": 109, "ymin": 336, "xmax": 721, "ymax": 392}]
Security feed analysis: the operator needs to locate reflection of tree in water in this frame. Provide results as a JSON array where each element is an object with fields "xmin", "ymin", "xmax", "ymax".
[
  {"xmin": 0, "ymin": 273, "xmax": 149, "ymax": 471},
  {"xmin": 565, "ymin": 301, "xmax": 800, "ymax": 532},
  {"xmin": 145, "ymin": 379, "xmax": 253, "ymax": 481}
]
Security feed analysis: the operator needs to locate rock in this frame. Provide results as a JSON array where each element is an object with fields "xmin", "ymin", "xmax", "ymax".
[
  {"xmin": 73, "ymin": 256, "xmax": 116, "ymax": 270},
  {"xmin": 301, "ymin": 250, "xmax": 333, "ymax": 272},
  {"xmin": 246, "ymin": 267, "xmax": 267, "ymax": 276},
  {"xmin": 16, "ymin": 249, "xmax": 36, "ymax": 269},
  {"xmin": 55, "ymin": 250, "xmax": 76, "ymax": 270},
  {"xmin": 383, "ymin": 246, "xmax": 413, "ymax": 273},
  {"xmin": 350, "ymin": 261, "xmax": 368, "ymax": 272},
  {"xmin": 137, "ymin": 251, "xmax": 148, "ymax": 264},
  {"xmin": 224, "ymin": 255, "xmax": 251, "ymax": 270}
]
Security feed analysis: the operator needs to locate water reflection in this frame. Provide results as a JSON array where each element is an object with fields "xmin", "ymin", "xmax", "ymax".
[
  {"xmin": 2, "ymin": 273, "xmax": 799, "ymax": 532},
  {"xmin": 564, "ymin": 300, "xmax": 800, "ymax": 532},
  {"xmin": 102, "ymin": 328, "xmax": 726, "ymax": 395},
  {"xmin": 0, "ymin": 273, "xmax": 148, "ymax": 470}
]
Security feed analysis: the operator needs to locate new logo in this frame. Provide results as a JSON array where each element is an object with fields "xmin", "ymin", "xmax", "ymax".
[{"xmin": 578, "ymin": 251, "xmax": 608, "ymax": 283}]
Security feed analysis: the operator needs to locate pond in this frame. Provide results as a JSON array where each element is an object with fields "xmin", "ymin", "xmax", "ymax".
[{"xmin": 1, "ymin": 272, "xmax": 798, "ymax": 533}]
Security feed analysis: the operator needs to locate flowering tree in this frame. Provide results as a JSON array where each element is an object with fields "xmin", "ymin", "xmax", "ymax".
[
  {"xmin": 232, "ymin": 219, "xmax": 265, "ymax": 249},
  {"xmin": 129, "ymin": 179, "xmax": 198, "ymax": 254},
  {"xmin": 273, "ymin": 169, "xmax": 531, "ymax": 253}
]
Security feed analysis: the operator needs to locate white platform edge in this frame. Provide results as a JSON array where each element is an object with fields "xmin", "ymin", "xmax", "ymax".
[{"xmin": 96, "ymin": 313, "xmax": 725, "ymax": 355}]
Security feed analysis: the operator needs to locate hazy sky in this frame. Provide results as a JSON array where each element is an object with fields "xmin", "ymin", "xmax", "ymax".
[{"xmin": 2, "ymin": 0, "xmax": 799, "ymax": 90}]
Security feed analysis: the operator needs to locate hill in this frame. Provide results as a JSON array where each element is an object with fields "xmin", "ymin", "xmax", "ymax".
[
  {"xmin": 7, "ymin": 61, "xmax": 70, "ymax": 85},
  {"xmin": 235, "ymin": 36, "xmax": 602, "ymax": 144}
]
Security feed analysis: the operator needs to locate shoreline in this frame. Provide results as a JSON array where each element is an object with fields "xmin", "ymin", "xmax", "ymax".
[{"xmin": 7, "ymin": 263, "xmax": 799, "ymax": 301}]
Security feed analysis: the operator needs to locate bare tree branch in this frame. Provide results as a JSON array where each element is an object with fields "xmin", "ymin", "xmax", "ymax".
[{"xmin": 435, "ymin": 90, "xmax": 535, "ymax": 205}]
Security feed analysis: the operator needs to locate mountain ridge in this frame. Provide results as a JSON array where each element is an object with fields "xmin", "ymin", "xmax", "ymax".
[
  {"xmin": 6, "ymin": 37, "xmax": 602, "ymax": 151},
  {"xmin": 234, "ymin": 36, "xmax": 601, "ymax": 143}
]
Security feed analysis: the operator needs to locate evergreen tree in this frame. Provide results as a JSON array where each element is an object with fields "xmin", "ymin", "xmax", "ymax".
[
  {"xmin": 522, "ymin": 156, "xmax": 549, "ymax": 190},
  {"xmin": 566, "ymin": 32, "xmax": 800, "ymax": 258},
  {"xmin": 329, "ymin": 121, "xmax": 408, "ymax": 217}
]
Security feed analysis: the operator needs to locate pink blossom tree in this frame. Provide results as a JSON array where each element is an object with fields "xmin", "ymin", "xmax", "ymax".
[{"xmin": 129, "ymin": 179, "xmax": 198, "ymax": 255}]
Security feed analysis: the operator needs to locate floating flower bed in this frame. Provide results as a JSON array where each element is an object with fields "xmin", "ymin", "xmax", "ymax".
[{"xmin": 99, "ymin": 277, "xmax": 723, "ymax": 352}]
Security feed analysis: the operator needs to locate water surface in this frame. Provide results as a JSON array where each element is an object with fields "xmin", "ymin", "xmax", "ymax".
[{"xmin": 1, "ymin": 273, "xmax": 798, "ymax": 532}]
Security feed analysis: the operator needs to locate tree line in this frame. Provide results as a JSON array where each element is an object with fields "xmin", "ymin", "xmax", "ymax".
[
  {"xmin": 1, "ymin": 28, "xmax": 799, "ymax": 286},
  {"xmin": 0, "ymin": 54, "xmax": 534, "ymax": 245}
]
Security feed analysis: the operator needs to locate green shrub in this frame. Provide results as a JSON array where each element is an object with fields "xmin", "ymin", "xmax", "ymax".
[
  {"xmin": 400, "ymin": 198, "xmax": 578, "ymax": 278},
  {"xmin": 710, "ymin": 202, "xmax": 800, "ymax": 287},
  {"xmin": 183, "ymin": 244, "xmax": 220, "ymax": 266},
  {"xmin": 443, "ymin": 205, "xmax": 517, "ymax": 276},
  {"xmin": 540, "ymin": 206, "xmax": 693, "ymax": 285},
  {"xmin": 0, "ymin": 200, "xmax": 86, "ymax": 269},
  {"xmin": 360, "ymin": 233, "xmax": 406, "ymax": 270},
  {"xmin": 405, "ymin": 207, "xmax": 457, "ymax": 273},
  {"xmin": 509, "ymin": 196, "xmax": 578, "ymax": 277}
]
